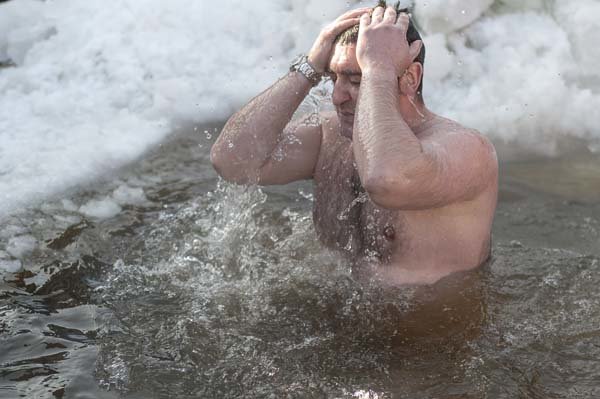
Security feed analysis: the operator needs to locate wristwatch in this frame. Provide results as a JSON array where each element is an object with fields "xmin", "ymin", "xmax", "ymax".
[{"xmin": 290, "ymin": 55, "xmax": 322, "ymax": 87}]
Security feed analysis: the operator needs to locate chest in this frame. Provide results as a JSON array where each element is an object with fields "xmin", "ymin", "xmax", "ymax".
[{"xmin": 312, "ymin": 139, "xmax": 400, "ymax": 261}]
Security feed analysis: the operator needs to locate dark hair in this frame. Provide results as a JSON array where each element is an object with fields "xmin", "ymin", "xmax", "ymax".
[{"xmin": 335, "ymin": 0, "xmax": 426, "ymax": 97}]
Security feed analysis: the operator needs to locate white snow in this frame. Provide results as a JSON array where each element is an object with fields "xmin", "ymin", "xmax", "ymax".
[
  {"xmin": 414, "ymin": 0, "xmax": 495, "ymax": 34},
  {"xmin": 0, "ymin": 0, "xmax": 599, "ymax": 219}
]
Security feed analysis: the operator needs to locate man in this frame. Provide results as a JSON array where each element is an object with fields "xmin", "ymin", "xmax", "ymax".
[{"xmin": 211, "ymin": 4, "xmax": 498, "ymax": 286}]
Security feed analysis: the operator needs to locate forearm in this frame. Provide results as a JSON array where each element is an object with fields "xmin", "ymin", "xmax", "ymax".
[
  {"xmin": 353, "ymin": 71, "xmax": 426, "ymax": 191},
  {"xmin": 211, "ymin": 71, "xmax": 312, "ymax": 183}
]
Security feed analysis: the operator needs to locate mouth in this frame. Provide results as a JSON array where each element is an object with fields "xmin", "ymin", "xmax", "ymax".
[{"xmin": 338, "ymin": 112, "xmax": 355, "ymax": 138}]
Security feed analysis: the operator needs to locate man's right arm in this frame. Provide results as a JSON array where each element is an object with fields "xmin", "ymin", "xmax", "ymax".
[
  {"xmin": 210, "ymin": 71, "xmax": 320, "ymax": 185},
  {"xmin": 210, "ymin": 7, "xmax": 369, "ymax": 186}
]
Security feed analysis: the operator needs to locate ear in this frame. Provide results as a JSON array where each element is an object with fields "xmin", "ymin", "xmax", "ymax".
[{"xmin": 398, "ymin": 62, "xmax": 423, "ymax": 97}]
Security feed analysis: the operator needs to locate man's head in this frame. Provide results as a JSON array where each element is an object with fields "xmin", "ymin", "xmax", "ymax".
[
  {"xmin": 335, "ymin": 3, "xmax": 426, "ymax": 84},
  {"xmin": 326, "ymin": 1, "xmax": 426, "ymax": 138}
]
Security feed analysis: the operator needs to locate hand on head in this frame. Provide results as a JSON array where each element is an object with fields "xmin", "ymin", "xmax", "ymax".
[
  {"xmin": 356, "ymin": 5, "xmax": 422, "ymax": 77},
  {"xmin": 308, "ymin": 4, "xmax": 422, "ymax": 80},
  {"xmin": 307, "ymin": 7, "xmax": 370, "ymax": 73}
]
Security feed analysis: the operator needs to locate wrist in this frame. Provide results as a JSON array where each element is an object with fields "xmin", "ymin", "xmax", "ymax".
[
  {"xmin": 361, "ymin": 67, "xmax": 399, "ymax": 81},
  {"xmin": 290, "ymin": 55, "xmax": 323, "ymax": 86},
  {"xmin": 306, "ymin": 54, "xmax": 325, "ymax": 74}
]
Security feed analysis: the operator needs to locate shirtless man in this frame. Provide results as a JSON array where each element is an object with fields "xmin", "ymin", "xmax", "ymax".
[{"xmin": 211, "ymin": 5, "xmax": 498, "ymax": 286}]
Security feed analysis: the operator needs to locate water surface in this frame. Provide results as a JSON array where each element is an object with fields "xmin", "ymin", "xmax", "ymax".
[{"xmin": 1, "ymin": 127, "xmax": 600, "ymax": 398}]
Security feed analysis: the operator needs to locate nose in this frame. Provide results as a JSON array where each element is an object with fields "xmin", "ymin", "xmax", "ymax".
[{"xmin": 331, "ymin": 80, "xmax": 351, "ymax": 107}]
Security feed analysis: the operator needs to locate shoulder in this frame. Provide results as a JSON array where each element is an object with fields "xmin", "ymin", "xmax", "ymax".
[
  {"xmin": 423, "ymin": 117, "xmax": 498, "ymax": 184},
  {"xmin": 425, "ymin": 118, "xmax": 496, "ymax": 161}
]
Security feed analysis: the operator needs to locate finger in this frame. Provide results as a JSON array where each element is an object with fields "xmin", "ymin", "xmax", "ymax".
[
  {"xmin": 395, "ymin": 12, "xmax": 410, "ymax": 31},
  {"xmin": 371, "ymin": 6, "xmax": 384, "ymax": 24},
  {"xmin": 409, "ymin": 40, "xmax": 423, "ymax": 61},
  {"xmin": 329, "ymin": 17, "xmax": 361, "ymax": 37},
  {"xmin": 335, "ymin": 7, "xmax": 372, "ymax": 22},
  {"xmin": 360, "ymin": 12, "xmax": 371, "ymax": 30},
  {"xmin": 383, "ymin": 6, "xmax": 397, "ymax": 24}
]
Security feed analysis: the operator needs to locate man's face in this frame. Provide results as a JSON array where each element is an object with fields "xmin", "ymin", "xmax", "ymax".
[{"xmin": 327, "ymin": 44, "xmax": 362, "ymax": 139}]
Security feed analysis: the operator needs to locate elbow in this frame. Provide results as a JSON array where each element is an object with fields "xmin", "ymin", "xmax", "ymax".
[
  {"xmin": 362, "ymin": 154, "xmax": 438, "ymax": 209},
  {"xmin": 210, "ymin": 121, "xmax": 253, "ymax": 185},
  {"xmin": 210, "ymin": 143, "xmax": 250, "ymax": 185},
  {"xmin": 362, "ymin": 165, "xmax": 435, "ymax": 210},
  {"xmin": 210, "ymin": 143, "xmax": 225, "ymax": 176},
  {"xmin": 362, "ymin": 174, "xmax": 389, "ymax": 199},
  {"xmin": 362, "ymin": 173, "xmax": 413, "ymax": 210},
  {"xmin": 210, "ymin": 125, "xmax": 235, "ymax": 179}
]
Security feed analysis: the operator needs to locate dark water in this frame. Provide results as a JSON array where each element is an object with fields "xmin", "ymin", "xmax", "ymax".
[{"xmin": 1, "ymin": 126, "xmax": 600, "ymax": 398}]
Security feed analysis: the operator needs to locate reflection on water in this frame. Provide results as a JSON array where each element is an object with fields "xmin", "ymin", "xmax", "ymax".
[{"xmin": 1, "ymin": 128, "xmax": 600, "ymax": 398}]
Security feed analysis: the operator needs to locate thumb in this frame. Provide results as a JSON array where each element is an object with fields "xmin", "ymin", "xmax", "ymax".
[{"xmin": 409, "ymin": 40, "xmax": 423, "ymax": 61}]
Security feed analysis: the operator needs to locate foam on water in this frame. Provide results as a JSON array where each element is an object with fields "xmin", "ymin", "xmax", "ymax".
[
  {"xmin": 1, "ymin": 0, "xmax": 599, "ymax": 218},
  {"xmin": 78, "ymin": 197, "xmax": 122, "ymax": 220},
  {"xmin": 5, "ymin": 234, "xmax": 37, "ymax": 258}
]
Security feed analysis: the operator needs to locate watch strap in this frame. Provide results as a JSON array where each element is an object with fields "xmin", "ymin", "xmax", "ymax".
[{"xmin": 290, "ymin": 55, "xmax": 322, "ymax": 86}]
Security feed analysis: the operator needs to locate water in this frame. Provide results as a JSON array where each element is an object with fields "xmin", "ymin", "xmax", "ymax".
[
  {"xmin": 1, "ymin": 127, "xmax": 600, "ymax": 398},
  {"xmin": 2, "ymin": 0, "xmax": 600, "ymax": 397}
]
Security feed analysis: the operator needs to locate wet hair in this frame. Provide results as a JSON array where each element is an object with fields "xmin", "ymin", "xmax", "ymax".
[{"xmin": 335, "ymin": 0, "xmax": 426, "ymax": 98}]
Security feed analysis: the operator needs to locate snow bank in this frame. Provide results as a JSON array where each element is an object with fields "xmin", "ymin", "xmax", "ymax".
[{"xmin": 0, "ymin": 0, "xmax": 598, "ymax": 218}]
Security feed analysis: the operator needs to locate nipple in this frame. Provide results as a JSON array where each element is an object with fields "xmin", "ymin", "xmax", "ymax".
[{"xmin": 383, "ymin": 225, "xmax": 396, "ymax": 240}]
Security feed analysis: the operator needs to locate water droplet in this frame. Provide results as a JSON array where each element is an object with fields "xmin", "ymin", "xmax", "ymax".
[{"xmin": 344, "ymin": 235, "xmax": 354, "ymax": 251}]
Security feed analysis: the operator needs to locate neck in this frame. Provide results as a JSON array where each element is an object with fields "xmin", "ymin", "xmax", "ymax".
[{"xmin": 399, "ymin": 96, "xmax": 434, "ymax": 133}]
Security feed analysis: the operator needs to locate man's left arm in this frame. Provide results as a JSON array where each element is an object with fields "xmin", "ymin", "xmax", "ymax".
[
  {"xmin": 354, "ymin": 107, "xmax": 497, "ymax": 210},
  {"xmin": 353, "ymin": 6, "xmax": 497, "ymax": 210}
]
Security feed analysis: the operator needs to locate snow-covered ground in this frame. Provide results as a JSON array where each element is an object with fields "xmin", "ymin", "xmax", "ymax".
[{"xmin": 1, "ymin": 0, "xmax": 599, "ymax": 219}]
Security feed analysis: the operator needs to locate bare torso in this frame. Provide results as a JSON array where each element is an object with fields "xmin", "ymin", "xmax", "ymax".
[{"xmin": 313, "ymin": 113, "xmax": 498, "ymax": 285}]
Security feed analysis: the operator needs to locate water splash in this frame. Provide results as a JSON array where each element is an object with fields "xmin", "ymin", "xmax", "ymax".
[{"xmin": 338, "ymin": 191, "xmax": 370, "ymax": 221}]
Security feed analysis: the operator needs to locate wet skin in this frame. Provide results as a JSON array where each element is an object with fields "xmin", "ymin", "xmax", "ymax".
[
  {"xmin": 212, "ymin": 45, "xmax": 498, "ymax": 285},
  {"xmin": 211, "ymin": 8, "xmax": 498, "ymax": 286},
  {"xmin": 312, "ymin": 44, "xmax": 498, "ymax": 285},
  {"xmin": 314, "ymin": 111, "xmax": 497, "ymax": 285}
]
